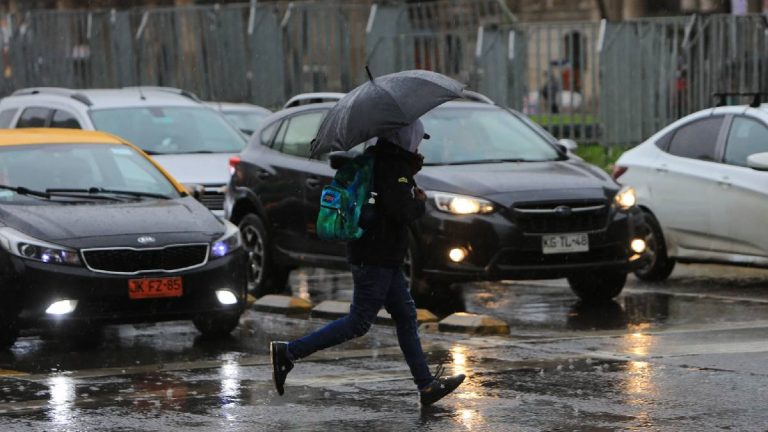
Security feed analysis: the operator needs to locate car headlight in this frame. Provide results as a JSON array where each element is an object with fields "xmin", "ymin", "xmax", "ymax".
[
  {"xmin": 0, "ymin": 227, "xmax": 82, "ymax": 266},
  {"xmin": 210, "ymin": 220, "xmax": 242, "ymax": 258},
  {"xmin": 614, "ymin": 186, "xmax": 637, "ymax": 210},
  {"xmin": 429, "ymin": 192, "xmax": 495, "ymax": 215}
]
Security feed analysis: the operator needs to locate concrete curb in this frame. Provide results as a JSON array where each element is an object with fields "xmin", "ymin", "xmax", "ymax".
[
  {"xmin": 251, "ymin": 296, "xmax": 507, "ymax": 336},
  {"xmin": 252, "ymin": 294, "xmax": 313, "ymax": 315},
  {"xmin": 310, "ymin": 300, "xmax": 439, "ymax": 325},
  {"xmin": 438, "ymin": 312, "xmax": 510, "ymax": 335}
]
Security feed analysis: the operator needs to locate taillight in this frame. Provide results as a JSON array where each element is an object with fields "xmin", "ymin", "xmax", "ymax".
[
  {"xmin": 612, "ymin": 165, "xmax": 628, "ymax": 181},
  {"xmin": 228, "ymin": 156, "xmax": 241, "ymax": 176}
]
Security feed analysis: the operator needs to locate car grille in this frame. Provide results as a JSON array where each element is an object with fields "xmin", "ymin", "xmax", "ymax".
[
  {"xmin": 512, "ymin": 200, "xmax": 609, "ymax": 234},
  {"xmin": 82, "ymin": 244, "xmax": 209, "ymax": 274},
  {"xmin": 199, "ymin": 186, "xmax": 225, "ymax": 211}
]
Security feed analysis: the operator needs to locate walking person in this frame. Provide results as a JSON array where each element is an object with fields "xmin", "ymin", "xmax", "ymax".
[{"xmin": 270, "ymin": 119, "xmax": 465, "ymax": 406}]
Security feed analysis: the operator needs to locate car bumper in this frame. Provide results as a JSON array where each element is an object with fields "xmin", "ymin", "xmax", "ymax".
[
  {"xmin": 8, "ymin": 250, "xmax": 248, "ymax": 328},
  {"xmin": 417, "ymin": 207, "xmax": 648, "ymax": 281}
]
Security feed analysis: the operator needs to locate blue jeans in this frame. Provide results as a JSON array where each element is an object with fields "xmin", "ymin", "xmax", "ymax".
[{"xmin": 288, "ymin": 265, "xmax": 433, "ymax": 389}]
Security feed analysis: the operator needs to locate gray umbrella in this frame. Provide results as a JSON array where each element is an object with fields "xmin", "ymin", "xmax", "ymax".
[{"xmin": 311, "ymin": 69, "xmax": 465, "ymax": 156}]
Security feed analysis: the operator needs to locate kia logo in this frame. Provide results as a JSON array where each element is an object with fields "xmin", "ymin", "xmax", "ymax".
[
  {"xmin": 137, "ymin": 236, "xmax": 156, "ymax": 244},
  {"xmin": 553, "ymin": 205, "xmax": 572, "ymax": 217}
]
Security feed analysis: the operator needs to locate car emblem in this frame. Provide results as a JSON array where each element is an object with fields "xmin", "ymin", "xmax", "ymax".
[
  {"xmin": 137, "ymin": 236, "xmax": 156, "ymax": 244},
  {"xmin": 553, "ymin": 205, "xmax": 572, "ymax": 217}
]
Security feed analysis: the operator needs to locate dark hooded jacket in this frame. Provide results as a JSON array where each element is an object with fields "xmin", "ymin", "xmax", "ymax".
[{"xmin": 347, "ymin": 141, "xmax": 425, "ymax": 267}]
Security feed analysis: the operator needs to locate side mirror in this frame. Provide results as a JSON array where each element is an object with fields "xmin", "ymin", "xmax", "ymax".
[
  {"xmin": 747, "ymin": 152, "xmax": 768, "ymax": 171},
  {"xmin": 328, "ymin": 151, "xmax": 358, "ymax": 170},
  {"xmin": 183, "ymin": 183, "xmax": 205, "ymax": 201},
  {"xmin": 557, "ymin": 138, "xmax": 578, "ymax": 152}
]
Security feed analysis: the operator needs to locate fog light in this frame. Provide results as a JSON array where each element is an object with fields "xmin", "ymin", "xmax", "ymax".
[
  {"xmin": 631, "ymin": 238, "xmax": 647, "ymax": 254},
  {"xmin": 45, "ymin": 300, "xmax": 78, "ymax": 315},
  {"xmin": 216, "ymin": 289, "xmax": 239, "ymax": 305},
  {"xmin": 448, "ymin": 247, "xmax": 468, "ymax": 263}
]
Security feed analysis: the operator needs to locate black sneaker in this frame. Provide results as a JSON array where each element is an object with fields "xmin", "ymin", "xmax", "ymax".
[
  {"xmin": 270, "ymin": 341, "xmax": 294, "ymax": 396},
  {"xmin": 419, "ymin": 365, "xmax": 465, "ymax": 406}
]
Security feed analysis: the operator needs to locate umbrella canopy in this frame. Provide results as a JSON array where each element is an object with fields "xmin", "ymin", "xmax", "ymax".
[{"xmin": 311, "ymin": 69, "xmax": 465, "ymax": 156}]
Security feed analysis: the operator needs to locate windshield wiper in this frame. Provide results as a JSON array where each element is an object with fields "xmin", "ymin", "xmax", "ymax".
[
  {"xmin": 0, "ymin": 184, "xmax": 52, "ymax": 199},
  {"xmin": 46, "ymin": 187, "xmax": 172, "ymax": 200}
]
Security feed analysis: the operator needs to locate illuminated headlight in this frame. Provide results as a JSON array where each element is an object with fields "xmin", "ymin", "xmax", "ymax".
[
  {"xmin": 216, "ymin": 289, "xmax": 239, "ymax": 305},
  {"xmin": 0, "ymin": 227, "xmax": 81, "ymax": 266},
  {"xmin": 430, "ymin": 192, "xmax": 495, "ymax": 215},
  {"xmin": 210, "ymin": 220, "xmax": 242, "ymax": 259},
  {"xmin": 46, "ymin": 300, "xmax": 78, "ymax": 315},
  {"xmin": 614, "ymin": 186, "xmax": 637, "ymax": 210}
]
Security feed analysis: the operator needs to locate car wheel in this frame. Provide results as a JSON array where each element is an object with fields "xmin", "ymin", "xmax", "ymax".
[
  {"xmin": 0, "ymin": 319, "xmax": 18, "ymax": 350},
  {"xmin": 404, "ymin": 232, "xmax": 461, "ymax": 310},
  {"xmin": 193, "ymin": 313, "xmax": 241, "ymax": 338},
  {"xmin": 634, "ymin": 212, "xmax": 675, "ymax": 282},
  {"xmin": 238, "ymin": 214, "xmax": 291, "ymax": 297},
  {"xmin": 568, "ymin": 271, "xmax": 627, "ymax": 303},
  {"xmin": 62, "ymin": 325, "xmax": 104, "ymax": 350}
]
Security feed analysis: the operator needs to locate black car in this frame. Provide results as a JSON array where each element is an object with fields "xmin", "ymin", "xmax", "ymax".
[
  {"xmin": 225, "ymin": 101, "xmax": 648, "ymax": 303},
  {"xmin": 0, "ymin": 129, "xmax": 247, "ymax": 349}
]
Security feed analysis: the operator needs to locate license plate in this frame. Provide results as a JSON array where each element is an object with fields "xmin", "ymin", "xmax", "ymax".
[
  {"xmin": 542, "ymin": 233, "xmax": 589, "ymax": 254},
  {"xmin": 128, "ymin": 277, "xmax": 183, "ymax": 299}
]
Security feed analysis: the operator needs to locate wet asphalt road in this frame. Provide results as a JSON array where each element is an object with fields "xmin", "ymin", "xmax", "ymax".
[{"xmin": 1, "ymin": 264, "xmax": 768, "ymax": 431}]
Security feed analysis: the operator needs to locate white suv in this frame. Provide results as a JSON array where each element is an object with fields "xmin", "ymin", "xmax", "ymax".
[
  {"xmin": 614, "ymin": 96, "xmax": 768, "ymax": 281},
  {"xmin": 0, "ymin": 87, "xmax": 247, "ymax": 215}
]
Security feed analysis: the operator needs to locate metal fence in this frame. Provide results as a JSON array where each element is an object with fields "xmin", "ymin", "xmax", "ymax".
[
  {"xmin": 0, "ymin": 2, "xmax": 766, "ymax": 146},
  {"xmin": 600, "ymin": 14, "xmax": 768, "ymax": 146}
]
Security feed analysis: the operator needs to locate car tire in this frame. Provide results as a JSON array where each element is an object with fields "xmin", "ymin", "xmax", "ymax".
[
  {"xmin": 568, "ymin": 271, "xmax": 627, "ymax": 303},
  {"xmin": 634, "ymin": 212, "xmax": 676, "ymax": 282},
  {"xmin": 0, "ymin": 319, "xmax": 18, "ymax": 350},
  {"xmin": 193, "ymin": 313, "xmax": 241, "ymax": 338},
  {"xmin": 404, "ymin": 232, "xmax": 461, "ymax": 310},
  {"xmin": 62, "ymin": 325, "xmax": 104, "ymax": 350},
  {"xmin": 238, "ymin": 214, "xmax": 291, "ymax": 298}
]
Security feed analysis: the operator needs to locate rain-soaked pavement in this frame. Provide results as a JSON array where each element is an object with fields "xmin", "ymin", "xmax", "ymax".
[{"xmin": 2, "ymin": 264, "xmax": 768, "ymax": 431}]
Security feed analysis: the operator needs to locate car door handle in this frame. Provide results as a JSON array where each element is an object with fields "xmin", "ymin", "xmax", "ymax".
[
  {"xmin": 305, "ymin": 177, "xmax": 322, "ymax": 189},
  {"xmin": 717, "ymin": 176, "xmax": 731, "ymax": 188},
  {"xmin": 257, "ymin": 171, "xmax": 271, "ymax": 180},
  {"xmin": 654, "ymin": 164, "xmax": 668, "ymax": 173}
]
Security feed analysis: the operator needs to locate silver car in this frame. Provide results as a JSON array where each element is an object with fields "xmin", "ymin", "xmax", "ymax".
[{"xmin": 0, "ymin": 87, "xmax": 247, "ymax": 215}]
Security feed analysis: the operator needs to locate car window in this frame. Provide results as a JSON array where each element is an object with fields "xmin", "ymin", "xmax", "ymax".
[
  {"xmin": 259, "ymin": 121, "xmax": 279, "ymax": 146},
  {"xmin": 17, "ymin": 107, "xmax": 51, "ymax": 128},
  {"xmin": 420, "ymin": 106, "xmax": 560, "ymax": 165},
  {"xmin": 0, "ymin": 144, "xmax": 179, "ymax": 200},
  {"xmin": 90, "ymin": 107, "xmax": 245, "ymax": 154},
  {"xmin": 724, "ymin": 116, "xmax": 768, "ymax": 167},
  {"xmin": 273, "ymin": 111, "xmax": 325, "ymax": 158},
  {"xmin": 655, "ymin": 130, "xmax": 673, "ymax": 151},
  {"xmin": 0, "ymin": 108, "xmax": 18, "ymax": 127},
  {"xmin": 50, "ymin": 110, "xmax": 82, "ymax": 129},
  {"xmin": 667, "ymin": 116, "xmax": 723, "ymax": 161}
]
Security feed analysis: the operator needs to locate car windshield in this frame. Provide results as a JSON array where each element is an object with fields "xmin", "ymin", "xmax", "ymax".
[
  {"xmin": 223, "ymin": 111, "xmax": 269, "ymax": 135},
  {"xmin": 90, "ymin": 106, "xmax": 246, "ymax": 155},
  {"xmin": 0, "ymin": 143, "xmax": 180, "ymax": 203},
  {"xmin": 419, "ymin": 106, "xmax": 561, "ymax": 165}
]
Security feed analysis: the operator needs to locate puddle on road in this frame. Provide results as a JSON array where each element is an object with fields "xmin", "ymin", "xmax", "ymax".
[{"xmin": 288, "ymin": 268, "xmax": 768, "ymax": 334}]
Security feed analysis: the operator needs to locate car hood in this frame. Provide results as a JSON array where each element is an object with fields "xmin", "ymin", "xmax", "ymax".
[
  {"xmin": 0, "ymin": 197, "xmax": 225, "ymax": 249},
  {"xmin": 416, "ymin": 160, "xmax": 617, "ymax": 207},
  {"xmin": 152, "ymin": 153, "xmax": 235, "ymax": 185}
]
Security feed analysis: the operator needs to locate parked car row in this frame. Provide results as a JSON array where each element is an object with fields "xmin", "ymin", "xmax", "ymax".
[{"xmin": 7, "ymin": 85, "xmax": 763, "ymax": 351}]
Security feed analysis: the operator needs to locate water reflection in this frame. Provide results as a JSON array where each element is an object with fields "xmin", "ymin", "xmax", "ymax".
[
  {"xmin": 567, "ymin": 300, "xmax": 628, "ymax": 330},
  {"xmin": 48, "ymin": 375, "xmax": 76, "ymax": 425}
]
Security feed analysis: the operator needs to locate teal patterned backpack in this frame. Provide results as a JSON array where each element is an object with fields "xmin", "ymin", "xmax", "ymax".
[{"xmin": 316, "ymin": 155, "xmax": 375, "ymax": 241}]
